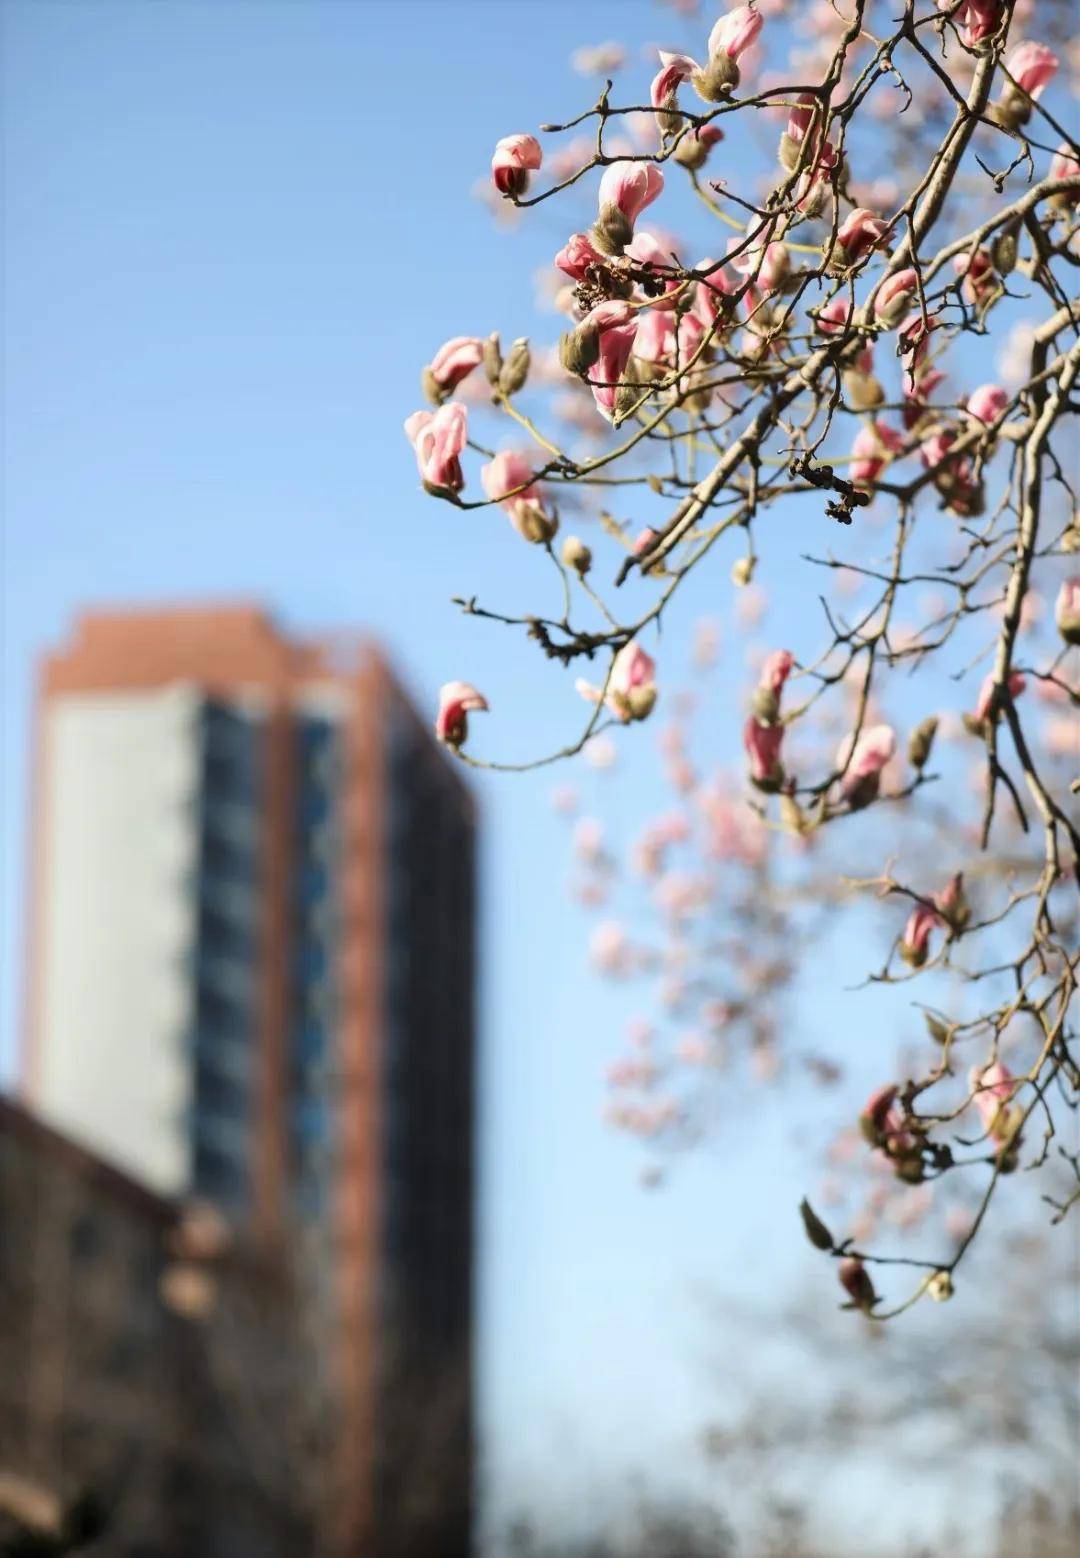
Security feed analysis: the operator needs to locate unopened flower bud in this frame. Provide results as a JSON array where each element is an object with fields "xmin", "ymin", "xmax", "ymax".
[
  {"xmin": 516, "ymin": 502, "xmax": 558, "ymax": 545},
  {"xmin": 1055, "ymin": 577, "xmax": 1080, "ymax": 644},
  {"xmin": 692, "ymin": 53, "xmax": 739, "ymax": 103},
  {"xmin": 673, "ymin": 124, "xmax": 722, "ymax": 171},
  {"xmin": 838, "ymin": 1257, "xmax": 876, "ymax": 1311},
  {"xmin": 421, "ymin": 366, "xmax": 445, "ymax": 406},
  {"xmin": 483, "ymin": 332, "xmax": 503, "ymax": 388},
  {"xmin": 907, "ymin": 715, "xmax": 939, "ymax": 771},
  {"xmin": 928, "ymin": 1270, "xmax": 954, "ymax": 1302},
  {"xmin": 779, "ymin": 790, "xmax": 810, "ymax": 837},
  {"xmin": 498, "ymin": 337, "xmax": 531, "ymax": 397},
  {"xmin": 751, "ymin": 686, "xmax": 780, "ymax": 725},
  {"xmin": 799, "ymin": 1198, "xmax": 834, "ymax": 1252},
  {"xmin": 627, "ymin": 683, "xmax": 658, "ymax": 721},
  {"xmin": 731, "ymin": 555, "xmax": 755, "ymax": 587},
  {"xmin": 991, "ymin": 228, "xmax": 1018, "ymax": 277},
  {"xmin": 612, "ymin": 382, "xmax": 640, "ymax": 424},
  {"xmin": 561, "ymin": 535, "xmax": 592, "ymax": 575},
  {"xmin": 777, "ymin": 131, "xmax": 800, "ymax": 173},
  {"xmin": 924, "ymin": 1013, "xmax": 950, "ymax": 1045},
  {"xmin": 559, "ymin": 322, "xmax": 601, "ymax": 376},
  {"xmin": 843, "ymin": 369, "xmax": 884, "ymax": 411},
  {"xmin": 591, "ymin": 204, "xmax": 634, "ymax": 257}
]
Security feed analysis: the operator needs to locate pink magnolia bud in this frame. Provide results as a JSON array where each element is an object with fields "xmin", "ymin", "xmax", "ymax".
[
  {"xmin": 966, "ymin": 383, "xmax": 1009, "ymax": 425},
  {"xmin": 850, "ymin": 421, "xmax": 903, "ymax": 487},
  {"xmin": 673, "ymin": 123, "xmax": 724, "ymax": 171},
  {"xmin": 860, "ymin": 1083, "xmax": 900, "ymax": 1143},
  {"xmin": 743, "ymin": 716, "xmax": 785, "ymax": 790},
  {"xmin": 583, "ymin": 301, "xmax": 639, "ymax": 421},
  {"xmin": 492, "ymin": 133, "xmax": 542, "ymax": 198},
  {"xmin": 838, "ymin": 1256, "xmax": 876, "ymax": 1311},
  {"xmin": 692, "ymin": 258, "xmax": 735, "ymax": 325},
  {"xmin": 728, "ymin": 237, "xmax": 789, "ymax": 298},
  {"xmin": 972, "ymin": 670, "xmax": 1026, "ymax": 727},
  {"xmin": 834, "ymin": 207, "xmax": 889, "ymax": 267},
  {"xmin": 816, "ymin": 297, "xmax": 853, "ymax": 335},
  {"xmin": 935, "ymin": 871, "xmax": 971, "ymax": 931},
  {"xmin": 404, "ymin": 403, "xmax": 468, "ymax": 493},
  {"xmin": 899, "ymin": 902, "xmax": 942, "ymax": 968},
  {"xmin": 873, "ymin": 268, "xmax": 919, "ymax": 326},
  {"xmin": 1049, "ymin": 143, "xmax": 1080, "ymax": 207},
  {"xmin": 708, "ymin": 5, "xmax": 764, "ymax": 63},
  {"xmin": 953, "ymin": 247, "xmax": 996, "ymax": 305},
  {"xmin": 1004, "ymin": 41, "xmax": 1059, "ymax": 101},
  {"xmin": 425, "ymin": 336, "xmax": 484, "ymax": 400},
  {"xmin": 480, "ymin": 449, "xmax": 556, "ymax": 543},
  {"xmin": 577, "ymin": 640, "xmax": 658, "ymax": 723},
  {"xmin": 836, "ymin": 724, "xmax": 896, "ymax": 805},
  {"xmin": 1054, "ymin": 576, "xmax": 1080, "ymax": 645},
  {"xmin": 597, "ymin": 161, "xmax": 665, "ymax": 228},
  {"xmin": 970, "ymin": 1061, "xmax": 1016, "ymax": 1138},
  {"xmin": 786, "ymin": 93, "xmax": 818, "ymax": 144},
  {"xmin": 949, "ymin": 0, "xmax": 1003, "ymax": 49},
  {"xmin": 436, "ymin": 681, "xmax": 488, "ymax": 747},
  {"xmin": 759, "ymin": 649, "xmax": 795, "ymax": 696},
  {"xmin": 555, "ymin": 231, "xmax": 607, "ymax": 283}
]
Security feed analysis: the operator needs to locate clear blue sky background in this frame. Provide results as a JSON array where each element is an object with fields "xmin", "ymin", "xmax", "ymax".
[{"xmin": 2, "ymin": 4, "xmax": 1067, "ymax": 1550}]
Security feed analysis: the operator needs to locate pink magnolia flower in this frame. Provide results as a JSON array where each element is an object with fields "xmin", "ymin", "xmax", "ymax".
[
  {"xmin": 850, "ymin": 421, "xmax": 903, "ymax": 487},
  {"xmin": 404, "ymin": 403, "xmax": 468, "ymax": 492},
  {"xmin": 835, "ymin": 723, "xmax": 896, "ymax": 804},
  {"xmin": 970, "ymin": 1061, "xmax": 1016, "ymax": 1137},
  {"xmin": 949, "ymin": 0, "xmax": 1003, "ymax": 48},
  {"xmin": 632, "ymin": 308, "xmax": 675, "ymax": 366},
  {"xmin": 816, "ymin": 296, "xmax": 853, "ymax": 335},
  {"xmin": 480, "ymin": 449, "xmax": 555, "ymax": 541},
  {"xmin": 873, "ymin": 267, "xmax": 919, "ymax": 326},
  {"xmin": 786, "ymin": 93, "xmax": 818, "ymax": 144},
  {"xmin": 626, "ymin": 230, "xmax": 681, "ymax": 304},
  {"xmin": 743, "ymin": 716, "xmax": 785, "ymax": 788},
  {"xmin": 426, "ymin": 336, "xmax": 484, "ymax": 395},
  {"xmin": 953, "ymin": 247, "xmax": 996, "ymax": 305},
  {"xmin": 492, "ymin": 133, "xmax": 542, "ymax": 198},
  {"xmin": 966, "ymin": 383, "xmax": 1009, "ymax": 425},
  {"xmin": 860, "ymin": 1083, "xmax": 918, "ymax": 1161},
  {"xmin": 692, "ymin": 258, "xmax": 735, "ymax": 325},
  {"xmin": 577, "ymin": 639, "xmax": 658, "ymax": 722},
  {"xmin": 1055, "ymin": 576, "xmax": 1080, "ymax": 644},
  {"xmin": 835, "ymin": 207, "xmax": 889, "ymax": 266},
  {"xmin": 729, "ymin": 237, "xmax": 789, "ymax": 297},
  {"xmin": 1004, "ymin": 41, "xmax": 1059, "ymax": 101},
  {"xmin": 435, "ymin": 681, "xmax": 488, "ymax": 747},
  {"xmin": 582, "ymin": 300, "xmax": 639, "ymax": 420},
  {"xmin": 650, "ymin": 51, "xmax": 697, "ymax": 111},
  {"xmin": 709, "ymin": 5, "xmax": 764, "ymax": 62},
  {"xmin": 899, "ymin": 902, "xmax": 942, "ymax": 968},
  {"xmin": 597, "ymin": 161, "xmax": 664, "ymax": 228},
  {"xmin": 972, "ymin": 669, "xmax": 1026, "ymax": 726},
  {"xmin": 555, "ymin": 231, "xmax": 606, "ymax": 283}
]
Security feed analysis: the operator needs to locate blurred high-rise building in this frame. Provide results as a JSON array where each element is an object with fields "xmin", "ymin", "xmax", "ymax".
[{"xmin": 16, "ymin": 604, "xmax": 477, "ymax": 1557}]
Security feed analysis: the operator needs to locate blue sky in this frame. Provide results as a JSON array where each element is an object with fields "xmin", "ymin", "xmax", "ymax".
[{"xmin": 2, "ymin": 3, "xmax": 1071, "ymax": 1549}]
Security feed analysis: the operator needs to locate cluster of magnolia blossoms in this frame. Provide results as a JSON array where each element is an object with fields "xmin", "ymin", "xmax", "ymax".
[{"xmin": 741, "ymin": 650, "xmax": 897, "ymax": 815}]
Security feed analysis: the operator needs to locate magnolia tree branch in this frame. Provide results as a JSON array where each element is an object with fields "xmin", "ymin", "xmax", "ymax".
[{"xmin": 406, "ymin": 0, "xmax": 1080, "ymax": 1319}]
